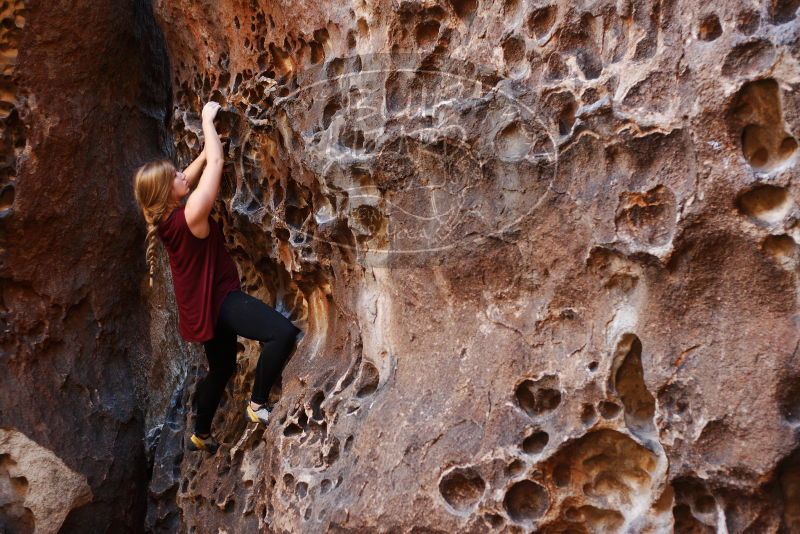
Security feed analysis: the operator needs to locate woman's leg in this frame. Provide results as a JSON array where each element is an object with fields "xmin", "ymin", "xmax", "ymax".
[
  {"xmin": 194, "ymin": 322, "xmax": 238, "ymax": 435},
  {"xmin": 217, "ymin": 290, "xmax": 302, "ymax": 406}
]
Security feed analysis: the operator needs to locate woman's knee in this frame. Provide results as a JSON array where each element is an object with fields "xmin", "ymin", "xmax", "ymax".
[
  {"xmin": 280, "ymin": 324, "xmax": 301, "ymax": 350},
  {"xmin": 210, "ymin": 358, "xmax": 237, "ymax": 381}
]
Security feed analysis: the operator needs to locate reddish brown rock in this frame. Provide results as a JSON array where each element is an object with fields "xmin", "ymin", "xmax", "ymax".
[
  {"xmin": 0, "ymin": 1, "xmax": 172, "ymax": 532},
  {"xmin": 142, "ymin": 0, "xmax": 800, "ymax": 532},
  {"xmin": 4, "ymin": 0, "xmax": 800, "ymax": 532}
]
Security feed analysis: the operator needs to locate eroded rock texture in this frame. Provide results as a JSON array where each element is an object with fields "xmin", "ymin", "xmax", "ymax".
[
  {"xmin": 143, "ymin": 0, "xmax": 800, "ymax": 532},
  {"xmin": 0, "ymin": 1, "xmax": 173, "ymax": 532}
]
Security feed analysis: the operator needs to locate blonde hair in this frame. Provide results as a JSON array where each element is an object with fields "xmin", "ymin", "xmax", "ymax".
[{"xmin": 132, "ymin": 159, "xmax": 178, "ymax": 287}]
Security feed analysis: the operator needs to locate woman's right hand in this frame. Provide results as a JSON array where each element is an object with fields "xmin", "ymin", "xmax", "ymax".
[{"xmin": 201, "ymin": 101, "xmax": 221, "ymax": 123}]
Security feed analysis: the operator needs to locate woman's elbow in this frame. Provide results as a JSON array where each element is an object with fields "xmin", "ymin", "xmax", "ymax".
[{"xmin": 206, "ymin": 157, "xmax": 224, "ymax": 168}]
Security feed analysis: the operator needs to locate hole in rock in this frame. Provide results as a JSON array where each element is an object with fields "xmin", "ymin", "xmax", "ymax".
[
  {"xmin": 728, "ymin": 79, "xmax": 797, "ymax": 172},
  {"xmin": 355, "ymin": 362, "xmax": 379, "ymax": 397},
  {"xmin": 439, "ymin": 467, "xmax": 485, "ymax": 512},
  {"xmin": 502, "ymin": 36, "xmax": 525, "ymax": 69},
  {"xmin": 218, "ymin": 71, "xmax": 230, "ymax": 88},
  {"xmin": 574, "ymin": 505, "xmax": 625, "ymax": 530},
  {"xmin": 506, "ymin": 459, "xmax": 526, "ymax": 477},
  {"xmin": 588, "ymin": 361, "xmax": 599, "ymax": 372},
  {"xmin": 269, "ymin": 43, "xmax": 294, "ymax": 77},
  {"xmin": 581, "ymin": 403, "xmax": 598, "ymax": 426},
  {"xmin": 325, "ymin": 437, "xmax": 340, "ymax": 464},
  {"xmin": 632, "ymin": 2, "xmax": 658, "ymax": 60},
  {"xmin": 721, "ymin": 39, "xmax": 776, "ymax": 79},
  {"xmin": 778, "ymin": 448, "xmax": 800, "ymax": 530},
  {"xmin": 320, "ymin": 479, "xmax": 332, "ymax": 494},
  {"xmin": 770, "ymin": 0, "xmax": 800, "ymax": 24},
  {"xmin": 313, "ymin": 28, "xmax": 330, "ymax": 48},
  {"xmin": 553, "ymin": 464, "xmax": 571, "ymax": 487},
  {"xmin": 339, "ymin": 127, "xmax": 365, "ymax": 151},
  {"xmin": 309, "ymin": 41, "xmax": 324, "ymax": 64},
  {"xmin": 698, "ymin": 14, "xmax": 722, "ymax": 41},
  {"xmin": 695, "ymin": 495, "xmax": 716, "ymax": 514},
  {"xmin": 780, "ymin": 136, "xmax": 799, "ymax": 157},
  {"xmin": 357, "ymin": 18, "xmax": 369, "ymax": 37},
  {"xmin": 576, "ymin": 49, "xmax": 603, "ymax": 80},
  {"xmin": 503, "ymin": 480, "xmax": 549, "ymax": 522},
  {"xmin": 484, "ymin": 513, "xmax": 504, "ymax": 527},
  {"xmin": 515, "ymin": 375, "xmax": 562, "ymax": 417},
  {"xmin": 736, "ymin": 9, "xmax": 760, "ymax": 34},
  {"xmin": 449, "ymin": 0, "xmax": 478, "ymax": 21},
  {"xmin": 543, "ymin": 429, "xmax": 659, "ymax": 522},
  {"xmin": 504, "ymin": 0, "xmax": 521, "ymax": 16},
  {"xmin": 735, "ymin": 184, "xmax": 791, "ymax": 224},
  {"xmin": 0, "ymin": 183, "xmax": 14, "ymax": 211},
  {"xmin": 598, "ymin": 401, "xmax": 621, "ymax": 419},
  {"xmin": 415, "ymin": 20, "xmax": 440, "ymax": 47},
  {"xmin": 558, "ymin": 100, "xmax": 576, "ymax": 136},
  {"xmin": 522, "ymin": 430, "xmax": 549, "ymax": 454},
  {"xmin": 658, "ymin": 384, "xmax": 690, "ymax": 420},
  {"xmin": 763, "ymin": 234, "xmax": 797, "ymax": 263},
  {"xmin": 545, "ymin": 53, "xmax": 567, "ymax": 80},
  {"xmin": 564, "ymin": 505, "xmax": 582, "ymax": 521},
  {"xmin": 527, "ymin": 5, "xmax": 557, "ymax": 39},
  {"xmin": 780, "ymin": 379, "xmax": 800, "ymax": 423},
  {"xmin": 309, "ymin": 391, "xmax": 325, "ymax": 421},
  {"xmin": 673, "ymin": 503, "xmax": 713, "ymax": 533},
  {"xmin": 612, "ymin": 335, "xmax": 656, "ymax": 436},
  {"xmin": 284, "ymin": 422, "xmax": 303, "ymax": 437},
  {"xmin": 297, "ymin": 410, "xmax": 309, "ymax": 432},
  {"xmin": 285, "ymin": 205, "xmax": 308, "ymax": 229}
]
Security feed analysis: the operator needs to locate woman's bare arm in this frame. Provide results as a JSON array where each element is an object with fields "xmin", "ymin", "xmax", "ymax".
[
  {"xmin": 183, "ymin": 149, "xmax": 207, "ymax": 190},
  {"xmin": 185, "ymin": 102, "xmax": 224, "ymax": 239}
]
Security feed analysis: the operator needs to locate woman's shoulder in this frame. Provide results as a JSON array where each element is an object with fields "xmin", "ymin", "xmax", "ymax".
[
  {"xmin": 157, "ymin": 205, "xmax": 184, "ymax": 236},
  {"xmin": 162, "ymin": 205, "xmax": 186, "ymax": 224}
]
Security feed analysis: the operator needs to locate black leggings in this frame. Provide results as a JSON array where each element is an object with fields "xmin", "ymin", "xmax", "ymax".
[{"xmin": 193, "ymin": 290, "xmax": 301, "ymax": 435}]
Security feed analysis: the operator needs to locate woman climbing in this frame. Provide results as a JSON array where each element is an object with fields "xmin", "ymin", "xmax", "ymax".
[{"xmin": 133, "ymin": 101, "xmax": 302, "ymax": 454}]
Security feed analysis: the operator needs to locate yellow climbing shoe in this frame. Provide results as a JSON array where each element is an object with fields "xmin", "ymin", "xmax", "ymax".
[
  {"xmin": 246, "ymin": 402, "xmax": 271, "ymax": 425},
  {"xmin": 187, "ymin": 433, "xmax": 219, "ymax": 454}
]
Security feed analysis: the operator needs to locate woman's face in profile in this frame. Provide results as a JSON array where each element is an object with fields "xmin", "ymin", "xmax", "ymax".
[{"xmin": 171, "ymin": 169, "xmax": 189, "ymax": 201}]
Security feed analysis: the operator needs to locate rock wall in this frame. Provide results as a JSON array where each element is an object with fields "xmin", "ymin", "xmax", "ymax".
[
  {"xmin": 0, "ymin": 0, "xmax": 790, "ymax": 531},
  {"xmin": 145, "ymin": 0, "xmax": 800, "ymax": 532},
  {"xmin": 0, "ymin": 1, "xmax": 174, "ymax": 532}
]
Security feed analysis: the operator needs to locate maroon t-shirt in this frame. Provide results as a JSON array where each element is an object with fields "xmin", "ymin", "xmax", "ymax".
[{"xmin": 157, "ymin": 205, "xmax": 241, "ymax": 343}]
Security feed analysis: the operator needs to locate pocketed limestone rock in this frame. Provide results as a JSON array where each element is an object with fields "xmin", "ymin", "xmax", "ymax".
[{"xmin": 0, "ymin": 428, "xmax": 92, "ymax": 534}]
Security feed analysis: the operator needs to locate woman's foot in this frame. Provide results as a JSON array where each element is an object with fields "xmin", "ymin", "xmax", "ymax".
[
  {"xmin": 187, "ymin": 432, "xmax": 219, "ymax": 454},
  {"xmin": 246, "ymin": 401, "xmax": 271, "ymax": 425}
]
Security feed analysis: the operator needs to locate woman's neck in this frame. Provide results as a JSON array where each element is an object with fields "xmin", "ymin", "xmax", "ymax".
[{"xmin": 167, "ymin": 198, "xmax": 183, "ymax": 212}]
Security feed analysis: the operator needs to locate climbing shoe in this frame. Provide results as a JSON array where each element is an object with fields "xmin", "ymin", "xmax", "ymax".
[
  {"xmin": 245, "ymin": 402, "xmax": 271, "ymax": 425},
  {"xmin": 187, "ymin": 433, "xmax": 219, "ymax": 454}
]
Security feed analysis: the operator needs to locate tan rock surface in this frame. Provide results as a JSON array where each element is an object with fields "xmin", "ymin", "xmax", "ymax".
[
  {"xmin": 0, "ymin": 428, "xmax": 92, "ymax": 534},
  {"xmin": 142, "ymin": 0, "xmax": 800, "ymax": 531}
]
